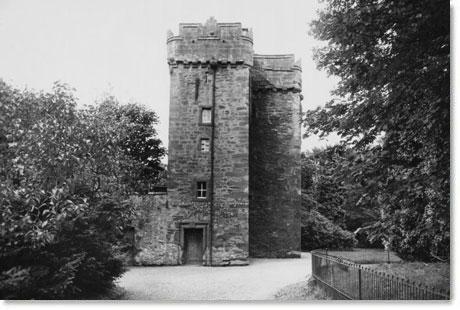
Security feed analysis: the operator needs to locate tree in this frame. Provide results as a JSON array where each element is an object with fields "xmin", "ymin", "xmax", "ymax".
[
  {"xmin": 302, "ymin": 146, "xmax": 380, "ymax": 232},
  {"xmin": 307, "ymin": 0, "xmax": 449, "ymax": 261},
  {"xmin": 301, "ymin": 209, "xmax": 357, "ymax": 251},
  {"xmin": 0, "ymin": 80, "xmax": 166, "ymax": 298},
  {"xmin": 110, "ymin": 99, "xmax": 166, "ymax": 193}
]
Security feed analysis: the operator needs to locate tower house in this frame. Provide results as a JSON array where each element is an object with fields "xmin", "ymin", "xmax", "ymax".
[{"xmin": 133, "ymin": 18, "xmax": 301, "ymax": 266}]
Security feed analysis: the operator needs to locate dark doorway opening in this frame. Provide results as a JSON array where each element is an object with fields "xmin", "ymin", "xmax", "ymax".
[{"xmin": 183, "ymin": 228, "xmax": 204, "ymax": 265}]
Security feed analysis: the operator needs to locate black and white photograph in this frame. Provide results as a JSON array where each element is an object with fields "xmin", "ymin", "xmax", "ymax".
[{"xmin": 0, "ymin": 0, "xmax": 454, "ymax": 304}]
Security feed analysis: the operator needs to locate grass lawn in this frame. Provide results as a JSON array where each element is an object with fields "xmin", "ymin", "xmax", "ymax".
[
  {"xmin": 325, "ymin": 248, "xmax": 402, "ymax": 264},
  {"xmin": 274, "ymin": 277, "xmax": 330, "ymax": 300},
  {"xmin": 315, "ymin": 248, "xmax": 450, "ymax": 299},
  {"xmin": 365, "ymin": 262, "xmax": 450, "ymax": 293}
]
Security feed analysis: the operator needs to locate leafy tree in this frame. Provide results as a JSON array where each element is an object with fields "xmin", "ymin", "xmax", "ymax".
[
  {"xmin": 300, "ymin": 205, "xmax": 357, "ymax": 251},
  {"xmin": 301, "ymin": 152, "xmax": 316, "ymax": 192},
  {"xmin": 307, "ymin": 0, "xmax": 449, "ymax": 261},
  {"xmin": 96, "ymin": 98, "xmax": 166, "ymax": 194},
  {"xmin": 0, "ymin": 187, "xmax": 126, "ymax": 299},
  {"xmin": 0, "ymin": 81, "xmax": 81, "ymax": 191},
  {"xmin": 0, "ymin": 81, "xmax": 132, "ymax": 196},
  {"xmin": 302, "ymin": 146, "xmax": 380, "ymax": 234},
  {"xmin": 0, "ymin": 80, "xmax": 165, "ymax": 298}
]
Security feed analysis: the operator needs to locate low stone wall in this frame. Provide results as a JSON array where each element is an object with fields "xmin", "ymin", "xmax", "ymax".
[{"xmin": 130, "ymin": 194, "xmax": 181, "ymax": 265}]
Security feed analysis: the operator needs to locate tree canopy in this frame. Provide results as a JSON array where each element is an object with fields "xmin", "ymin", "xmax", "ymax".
[
  {"xmin": 307, "ymin": 0, "xmax": 449, "ymax": 261},
  {"xmin": 0, "ymin": 80, "xmax": 166, "ymax": 298},
  {"xmin": 302, "ymin": 146, "xmax": 380, "ymax": 232}
]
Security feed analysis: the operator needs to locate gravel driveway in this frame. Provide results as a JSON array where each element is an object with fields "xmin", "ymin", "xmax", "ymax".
[{"xmin": 117, "ymin": 253, "xmax": 311, "ymax": 301}]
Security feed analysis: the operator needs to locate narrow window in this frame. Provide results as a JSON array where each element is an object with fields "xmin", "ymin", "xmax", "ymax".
[
  {"xmin": 195, "ymin": 78, "xmax": 200, "ymax": 101},
  {"xmin": 200, "ymin": 138, "xmax": 210, "ymax": 153},
  {"xmin": 196, "ymin": 182, "xmax": 207, "ymax": 199},
  {"xmin": 201, "ymin": 108, "xmax": 212, "ymax": 124}
]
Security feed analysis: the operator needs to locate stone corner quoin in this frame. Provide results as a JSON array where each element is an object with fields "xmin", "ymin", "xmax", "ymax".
[{"xmin": 132, "ymin": 17, "xmax": 302, "ymax": 266}]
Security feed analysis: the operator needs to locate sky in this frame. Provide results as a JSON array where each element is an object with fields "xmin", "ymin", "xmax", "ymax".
[{"xmin": 0, "ymin": 0, "xmax": 340, "ymax": 156}]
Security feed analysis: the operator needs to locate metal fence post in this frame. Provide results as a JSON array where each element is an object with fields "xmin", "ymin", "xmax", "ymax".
[
  {"xmin": 358, "ymin": 268, "xmax": 362, "ymax": 300},
  {"xmin": 330, "ymin": 256, "xmax": 334, "ymax": 286}
]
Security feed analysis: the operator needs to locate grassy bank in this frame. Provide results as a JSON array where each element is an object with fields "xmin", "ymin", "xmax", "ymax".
[{"xmin": 274, "ymin": 277, "xmax": 330, "ymax": 300}]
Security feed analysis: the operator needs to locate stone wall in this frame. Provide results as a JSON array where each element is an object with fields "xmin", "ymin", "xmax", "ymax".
[
  {"xmin": 249, "ymin": 55, "xmax": 302, "ymax": 258},
  {"xmin": 130, "ymin": 194, "xmax": 181, "ymax": 265},
  {"xmin": 211, "ymin": 65, "xmax": 250, "ymax": 265},
  {"xmin": 166, "ymin": 18, "xmax": 252, "ymax": 265},
  {"xmin": 167, "ymin": 64, "xmax": 213, "ymax": 265},
  {"xmin": 167, "ymin": 17, "xmax": 253, "ymax": 66}
]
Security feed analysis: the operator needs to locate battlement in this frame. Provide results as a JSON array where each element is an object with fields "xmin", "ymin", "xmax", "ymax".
[
  {"xmin": 253, "ymin": 54, "xmax": 301, "ymax": 71},
  {"xmin": 252, "ymin": 54, "xmax": 301, "ymax": 92},
  {"xmin": 168, "ymin": 17, "xmax": 253, "ymax": 43},
  {"xmin": 167, "ymin": 17, "xmax": 254, "ymax": 66}
]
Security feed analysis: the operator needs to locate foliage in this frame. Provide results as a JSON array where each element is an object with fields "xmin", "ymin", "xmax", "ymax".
[
  {"xmin": 93, "ymin": 98, "xmax": 166, "ymax": 194},
  {"xmin": 0, "ymin": 187, "xmax": 125, "ymax": 299},
  {"xmin": 301, "ymin": 152, "xmax": 316, "ymax": 192},
  {"xmin": 301, "ymin": 207, "xmax": 356, "ymax": 252},
  {"xmin": 307, "ymin": 0, "xmax": 449, "ymax": 261},
  {"xmin": 0, "ymin": 80, "xmax": 165, "ymax": 298},
  {"xmin": 0, "ymin": 80, "xmax": 165, "ymax": 196},
  {"xmin": 302, "ymin": 146, "xmax": 379, "ymax": 232},
  {"xmin": 0, "ymin": 81, "xmax": 81, "ymax": 191}
]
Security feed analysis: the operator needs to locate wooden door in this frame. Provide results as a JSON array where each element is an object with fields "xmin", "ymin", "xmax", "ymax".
[{"xmin": 184, "ymin": 228, "xmax": 203, "ymax": 265}]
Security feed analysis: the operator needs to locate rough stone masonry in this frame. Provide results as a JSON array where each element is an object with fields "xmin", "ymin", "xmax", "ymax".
[{"xmin": 132, "ymin": 17, "xmax": 301, "ymax": 266}]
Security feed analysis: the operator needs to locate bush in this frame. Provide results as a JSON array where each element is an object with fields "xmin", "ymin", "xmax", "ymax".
[
  {"xmin": 0, "ymin": 81, "xmax": 163, "ymax": 298},
  {"xmin": 301, "ymin": 210, "xmax": 357, "ymax": 251},
  {"xmin": 0, "ymin": 187, "xmax": 126, "ymax": 299},
  {"xmin": 355, "ymin": 228, "xmax": 384, "ymax": 248}
]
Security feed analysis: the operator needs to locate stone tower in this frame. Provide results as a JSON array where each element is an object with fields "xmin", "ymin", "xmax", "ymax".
[
  {"xmin": 167, "ymin": 17, "xmax": 252, "ymax": 265},
  {"xmin": 132, "ymin": 18, "xmax": 301, "ymax": 266},
  {"xmin": 249, "ymin": 55, "xmax": 302, "ymax": 258}
]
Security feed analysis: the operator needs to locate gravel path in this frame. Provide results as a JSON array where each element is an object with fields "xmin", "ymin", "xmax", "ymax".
[{"xmin": 117, "ymin": 253, "xmax": 311, "ymax": 301}]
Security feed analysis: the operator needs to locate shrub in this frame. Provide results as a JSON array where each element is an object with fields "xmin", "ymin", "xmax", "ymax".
[
  {"xmin": 0, "ymin": 81, "xmax": 164, "ymax": 298},
  {"xmin": 355, "ymin": 228, "xmax": 384, "ymax": 248},
  {"xmin": 0, "ymin": 187, "xmax": 125, "ymax": 299},
  {"xmin": 301, "ymin": 210, "xmax": 357, "ymax": 251}
]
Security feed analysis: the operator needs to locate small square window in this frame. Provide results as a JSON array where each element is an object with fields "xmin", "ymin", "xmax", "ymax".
[
  {"xmin": 201, "ymin": 108, "xmax": 212, "ymax": 124},
  {"xmin": 196, "ymin": 182, "xmax": 207, "ymax": 199},
  {"xmin": 200, "ymin": 138, "xmax": 210, "ymax": 152}
]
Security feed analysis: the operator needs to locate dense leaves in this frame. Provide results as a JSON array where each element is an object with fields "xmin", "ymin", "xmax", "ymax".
[
  {"xmin": 302, "ymin": 146, "xmax": 380, "ymax": 233},
  {"xmin": 301, "ymin": 207, "xmax": 357, "ymax": 251},
  {"xmin": 307, "ymin": 0, "xmax": 449, "ymax": 261},
  {"xmin": 0, "ymin": 188, "xmax": 125, "ymax": 299},
  {"xmin": 0, "ymin": 81, "xmax": 165, "ymax": 298},
  {"xmin": 114, "ymin": 101, "xmax": 166, "ymax": 194}
]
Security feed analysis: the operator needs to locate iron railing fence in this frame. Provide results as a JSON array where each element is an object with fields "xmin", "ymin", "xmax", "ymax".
[{"xmin": 311, "ymin": 250, "xmax": 449, "ymax": 300}]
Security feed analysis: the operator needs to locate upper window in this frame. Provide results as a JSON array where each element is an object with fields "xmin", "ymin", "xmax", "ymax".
[
  {"xmin": 195, "ymin": 78, "xmax": 200, "ymax": 101},
  {"xmin": 196, "ymin": 181, "xmax": 207, "ymax": 199},
  {"xmin": 201, "ymin": 108, "xmax": 212, "ymax": 124},
  {"xmin": 200, "ymin": 138, "xmax": 210, "ymax": 153}
]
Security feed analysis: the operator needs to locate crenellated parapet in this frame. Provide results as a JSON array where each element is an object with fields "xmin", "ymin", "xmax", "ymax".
[
  {"xmin": 167, "ymin": 17, "xmax": 254, "ymax": 66},
  {"xmin": 251, "ymin": 54, "xmax": 301, "ymax": 93}
]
